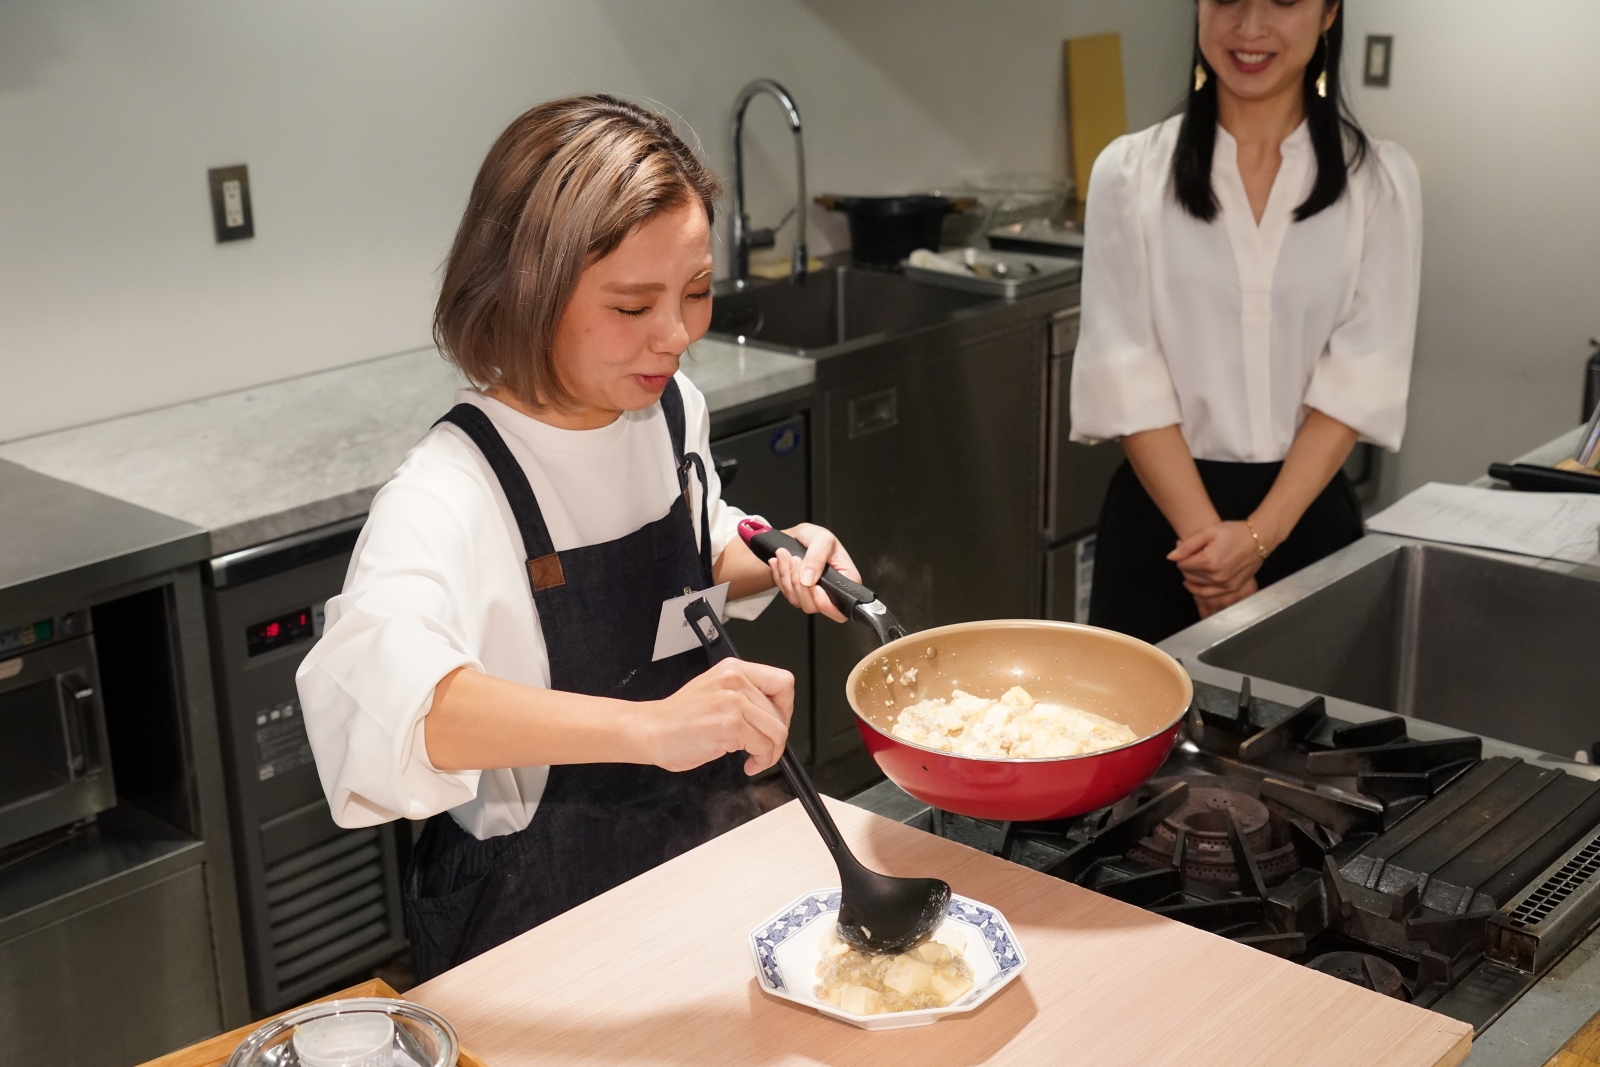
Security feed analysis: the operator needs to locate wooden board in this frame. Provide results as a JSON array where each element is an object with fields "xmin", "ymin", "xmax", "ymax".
[
  {"xmin": 1064, "ymin": 32, "xmax": 1129, "ymax": 202},
  {"xmin": 409, "ymin": 799, "xmax": 1471, "ymax": 1067},
  {"xmin": 136, "ymin": 978, "xmax": 488, "ymax": 1067}
]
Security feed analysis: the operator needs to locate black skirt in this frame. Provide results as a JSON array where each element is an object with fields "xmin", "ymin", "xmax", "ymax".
[{"xmin": 1087, "ymin": 459, "xmax": 1363, "ymax": 645}]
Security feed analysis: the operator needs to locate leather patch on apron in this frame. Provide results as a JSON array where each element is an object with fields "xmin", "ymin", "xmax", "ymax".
[{"xmin": 526, "ymin": 553, "xmax": 566, "ymax": 591}]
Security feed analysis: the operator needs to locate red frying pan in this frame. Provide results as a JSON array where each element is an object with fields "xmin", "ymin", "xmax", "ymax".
[{"xmin": 740, "ymin": 521, "xmax": 1192, "ymax": 822}]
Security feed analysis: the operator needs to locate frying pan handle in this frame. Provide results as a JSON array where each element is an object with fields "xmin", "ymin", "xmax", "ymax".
[
  {"xmin": 737, "ymin": 519, "xmax": 907, "ymax": 646},
  {"xmin": 682, "ymin": 597, "xmax": 849, "ymax": 855}
]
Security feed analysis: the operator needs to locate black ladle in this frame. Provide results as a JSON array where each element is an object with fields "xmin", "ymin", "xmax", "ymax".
[{"xmin": 683, "ymin": 597, "xmax": 949, "ymax": 956}]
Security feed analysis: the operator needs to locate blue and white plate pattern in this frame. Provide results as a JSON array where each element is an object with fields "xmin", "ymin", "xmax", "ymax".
[{"xmin": 748, "ymin": 888, "xmax": 1028, "ymax": 1031}]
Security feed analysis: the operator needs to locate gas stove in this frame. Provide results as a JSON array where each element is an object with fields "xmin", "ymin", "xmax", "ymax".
[{"xmin": 849, "ymin": 677, "xmax": 1600, "ymax": 1031}]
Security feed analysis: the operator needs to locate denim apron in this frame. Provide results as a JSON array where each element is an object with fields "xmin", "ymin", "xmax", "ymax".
[{"xmin": 404, "ymin": 380, "xmax": 758, "ymax": 981}]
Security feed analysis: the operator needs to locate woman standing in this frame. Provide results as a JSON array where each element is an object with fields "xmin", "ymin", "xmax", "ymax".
[
  {"xmin": 298, "ymin": 96, "xmax": 859, "ymax": 981},
  {"xmin": 1072, "ymin": 0, "xmax": 1421, "ymax": 644}
]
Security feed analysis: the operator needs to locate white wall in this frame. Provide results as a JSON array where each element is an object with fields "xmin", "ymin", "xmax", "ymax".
[
  {"xmin": 1342, "ymin": 1, "xmax": 1600, "ymax": 496},
  {"xmin": 0, "ymin": 0, "xmax": 1191, "ymax": 441}
]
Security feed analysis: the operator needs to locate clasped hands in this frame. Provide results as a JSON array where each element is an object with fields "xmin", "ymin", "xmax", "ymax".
[{"xmin": 1167, "ymin": 518, "xmax": 1274, "ymax": 619}]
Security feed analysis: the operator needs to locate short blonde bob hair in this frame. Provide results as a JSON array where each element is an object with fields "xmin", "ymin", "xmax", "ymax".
[{"xmin": 434, "ymin": 94, "xmax": 720, "ymax": 408}]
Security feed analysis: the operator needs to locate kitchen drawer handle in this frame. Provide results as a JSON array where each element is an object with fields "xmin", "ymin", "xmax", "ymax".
[
  {"xmin": 848, "ymin": 388, "xmax": 898, "ymax": 439},
  {"xmin": 1050, "ymin": 306, "xmax": 1081, "ymax": 357}
]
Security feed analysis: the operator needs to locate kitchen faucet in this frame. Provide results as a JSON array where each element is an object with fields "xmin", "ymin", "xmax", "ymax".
[{"xmin": 729, "ymin": 78, "xmax": 807, "ymax": 287}]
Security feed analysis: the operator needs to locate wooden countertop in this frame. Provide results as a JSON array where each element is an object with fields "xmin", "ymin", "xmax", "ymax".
[{"xmin": 409, "ymin": 798, "xmax": 1471, "ymax": 1067}]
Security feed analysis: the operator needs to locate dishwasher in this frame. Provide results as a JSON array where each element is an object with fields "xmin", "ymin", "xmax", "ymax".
[
  {"xmin": 1042, "ymin": 306, "xmax": 1126, "ymax": 623},
  {"xmin": 204, "ymin": 520, "xmax": 408, "ymax": 1014},
  {"xmin": 709, "ymin": 413, "xmax": 812, "ymax": 763}
]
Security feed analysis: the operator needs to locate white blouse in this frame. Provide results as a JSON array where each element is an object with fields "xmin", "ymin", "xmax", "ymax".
[
  {"xmin": 1070, "ymin": 116, "xmax": 1422, "ymax": 461},
  {"xmin": 295, "ymin": 374, "xmax": 775, "ymax": 841}
]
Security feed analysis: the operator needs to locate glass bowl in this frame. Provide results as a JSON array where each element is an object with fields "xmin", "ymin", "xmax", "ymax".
[
  {"xmin": 954, "ymin": 173, "xmax": 1071, "ymax": 229},
  {"xmin": 225, "ymin": 998, "xmax": 459, "ymax": 1067}
]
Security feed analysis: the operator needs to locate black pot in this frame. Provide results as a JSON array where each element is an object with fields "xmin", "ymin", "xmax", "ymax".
[{"xmin": 816, "ymin": 194, "xmax": 972, "ymax": 266}]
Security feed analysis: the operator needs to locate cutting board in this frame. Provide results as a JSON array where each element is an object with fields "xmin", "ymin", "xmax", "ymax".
[
  {"xmin": 409, "ymin": 799, "xmax": 1471, "ymax": 1066},
  {"xmin": 1064, "ymin": 32, "xmax": 1129, "ymax": 202}
]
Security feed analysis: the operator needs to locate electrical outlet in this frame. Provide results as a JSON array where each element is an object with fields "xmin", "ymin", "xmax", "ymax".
[
  {"xmin": 207, "ymin": 164, "xmax": 254, "ymax": 242},
  {"xmin": 1363, "ymin": 35, "xmax": 1393, "ymax": 88}
]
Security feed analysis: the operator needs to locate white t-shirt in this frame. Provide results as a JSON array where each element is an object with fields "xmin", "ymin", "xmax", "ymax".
[
  {"xmin": 295, "ymin": 373, "xmax": 775, "ymax": 840},
  {"xmin": 1070, "ymin": 116, "xmax": 1423, "ymax": 461}
]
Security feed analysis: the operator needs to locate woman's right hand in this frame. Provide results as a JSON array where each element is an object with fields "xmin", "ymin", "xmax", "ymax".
[
  {"xmin": 637, "ymin": 660, "xmax": 795, "ymax": 775},
  {"xmin": 1193, "ymin": 578, "xmax": 1258, "ymax": 619}
]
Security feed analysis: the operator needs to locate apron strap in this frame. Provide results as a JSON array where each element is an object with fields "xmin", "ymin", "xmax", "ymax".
[
  {"xmin": 436, "ymin": 388, "xmax": 713, "ymax": 593},
  {"xmin": 658, "ymin": 378, "xmax": 714, "ymax": 583},
  {"xmin": 435, "ymin": 404, "xmax": 565, "ymax": 593}
]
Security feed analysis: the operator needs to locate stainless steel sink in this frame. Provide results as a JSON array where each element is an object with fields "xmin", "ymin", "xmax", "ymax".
[
  {"xmin": 708, "ymin": 265, "xmax": 993, "ymax": 354},
  {"xmin": 1163, "ymin": 537, "xmax": 1600, "ymax": 762}
]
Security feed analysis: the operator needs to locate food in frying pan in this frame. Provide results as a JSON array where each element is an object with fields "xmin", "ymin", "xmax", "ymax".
[
  {"xmin": 890, "ymin": 686, "xmax": 1137, "ymax": 758},
  {"xmin": 814, "ymin": 923, "xmax": 975, "ymax": 1015}
]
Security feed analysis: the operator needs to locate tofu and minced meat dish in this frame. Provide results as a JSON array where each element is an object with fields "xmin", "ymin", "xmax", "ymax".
[
  {"xmin": 814, "ymin": 924, "xmax": 975, "ymax": 1015},
  {"xmin": 890, "ymin": 685, "xmax": 1137, "ymax": 759}
]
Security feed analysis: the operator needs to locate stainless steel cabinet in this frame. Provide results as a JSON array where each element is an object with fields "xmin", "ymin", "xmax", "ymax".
[
  {"xmin": 813, "ymin": 322, "xmax": 1047, "ymax": 765},
  {"xmin": 0, "ymin": 865, "xmax": 220, "ymax": 1067},
  {"xmin": 0, "ymin": 570, "xmax": 251, "ymax": 1066},
  {"xmin": 710, "ymin": 415, "xmax": 812, "ymax": 763},
  {"xmin": 1044, "ymin": 536, "xmax": 1096, "ymax": 624},
  {"xmin": 1043, "ymin": 307, "xmax": 1124, "ymax": 622}
]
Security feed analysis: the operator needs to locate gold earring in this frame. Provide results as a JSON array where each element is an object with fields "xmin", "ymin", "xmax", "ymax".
[
  {"xmin": 1194, "ymin": 63, "xmax": 1208, "ymax": 92},
  {"xmin": 1315, "ymin": 34, "xmax": 1329, "ymax": 98}
]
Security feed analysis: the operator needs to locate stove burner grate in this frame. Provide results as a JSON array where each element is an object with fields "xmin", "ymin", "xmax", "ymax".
[
  {"xmin": 1127, "ymin": 785, "xmax": 1300, "ymax": 891},
  {"xmin": 1308, "ymin": 951, "xmax": 1408, "ymax": 1000},
  {"xmin": 883, "ymin": 674, "xmax": 1600, "ymax": 1032}
]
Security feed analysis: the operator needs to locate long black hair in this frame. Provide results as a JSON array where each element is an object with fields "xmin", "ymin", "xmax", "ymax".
[{"xmin": 1172, "ymin": 1, "xmax": 1369, "ymax": 222}]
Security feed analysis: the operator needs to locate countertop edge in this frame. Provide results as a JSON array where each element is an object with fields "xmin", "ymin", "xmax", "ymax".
[
  {"xmin": 205, "ymin": 486, "xmax": 382, "ymax": 557},
  {"xmin": 0, "ymin": 526, "xmax": 209, "ymax": 618}
]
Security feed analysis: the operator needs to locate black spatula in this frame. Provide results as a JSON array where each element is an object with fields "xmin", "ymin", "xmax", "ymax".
[{"xmin": 683, "ymin": 597, "xmax": 949, "ymax": 955}]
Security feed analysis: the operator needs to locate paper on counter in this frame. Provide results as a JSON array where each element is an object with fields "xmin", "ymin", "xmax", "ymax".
[{"xmin": 1366, "ymin": 482, "xmax": 1600, "ymax": 565}]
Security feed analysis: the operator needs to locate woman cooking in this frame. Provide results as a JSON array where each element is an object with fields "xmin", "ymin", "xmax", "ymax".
[
  {"xmin": 1072, "ymin": 0, "xmax": 1422, "ymax": 643},
  {"xmin": 297, "ymin": 95, "xmax": 859, "ymax": 981}
]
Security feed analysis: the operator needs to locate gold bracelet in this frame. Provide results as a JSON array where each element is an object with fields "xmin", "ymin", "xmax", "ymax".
[{"xmin": 1245, "ymin": 519, "xmax": 1269, "ymax": 560}]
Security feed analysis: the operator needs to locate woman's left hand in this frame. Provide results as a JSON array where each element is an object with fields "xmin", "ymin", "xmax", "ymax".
[
  {"xmin": 1169, "ymin": 520, "xmax": 1265, "ymax": 597},
  {"xmin": 768, "ymin": 523, "xmax": 860, "ymax": 624}
]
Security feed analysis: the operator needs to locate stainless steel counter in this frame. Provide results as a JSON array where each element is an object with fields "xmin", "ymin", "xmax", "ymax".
[{"xmin": 0, "ymin": 458, "xmax": 206, "ymax": 621}]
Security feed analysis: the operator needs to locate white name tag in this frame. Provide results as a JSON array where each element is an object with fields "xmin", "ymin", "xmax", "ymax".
[{"xmin": 651, "ymin": 583, "xmax": 730, "ymax": 662}]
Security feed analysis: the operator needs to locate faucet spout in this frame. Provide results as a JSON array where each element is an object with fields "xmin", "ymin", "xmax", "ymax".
[{"xmin": 730, "ymin": 78, "xmax": 807, "ymax": 287}]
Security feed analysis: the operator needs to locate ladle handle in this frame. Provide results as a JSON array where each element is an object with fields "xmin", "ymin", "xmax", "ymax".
[{"xmin": 682, "ymin": 597, "xmax": 850, "ymax": 856}]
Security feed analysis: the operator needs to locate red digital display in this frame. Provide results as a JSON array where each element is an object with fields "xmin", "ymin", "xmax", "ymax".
[{"xmin": 246, "ymin": 608, "xmax": 314, "ymax": 657}]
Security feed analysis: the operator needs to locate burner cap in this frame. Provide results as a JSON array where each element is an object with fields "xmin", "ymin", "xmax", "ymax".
[
  {"xmin": 1159, "ymin": 787, "xmax": 1274, "ymax": 849},
  {"xmin": 1307, "ymin": 952, "xmax": 1406, "ymax": 999},
  {"xmin": 1129, "ymin": 786, "xmax": 1300, "ymax": 889}
]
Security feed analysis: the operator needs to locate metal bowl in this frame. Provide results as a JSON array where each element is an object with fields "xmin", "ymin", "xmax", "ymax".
[
  {"xmin": 225, "ymin": 998, "xmax": 458, "ymax": 1067},
  {"xmin": 846, "ymin": 620, "xmax": 1192, "ymax": 821}
]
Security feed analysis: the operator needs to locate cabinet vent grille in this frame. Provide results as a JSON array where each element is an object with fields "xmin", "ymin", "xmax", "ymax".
[{"xmin": 265, "ymin": 827, "xmax": 391, "ymax": 984}]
